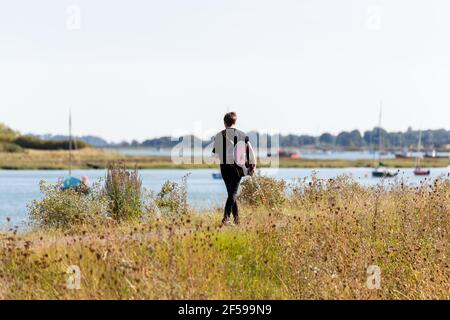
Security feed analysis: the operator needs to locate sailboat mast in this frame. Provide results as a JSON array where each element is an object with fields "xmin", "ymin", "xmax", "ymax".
[
  {"xmin": 374, "ymin": 101, "xmax": 383, "ymax": 167},
  {"xmin": 69, "ymin": 109, "xmax": 72, "ymax": 176},
  {"xmin": 416, "ymin": 129, "xmax": 422, "ymax": 167}
]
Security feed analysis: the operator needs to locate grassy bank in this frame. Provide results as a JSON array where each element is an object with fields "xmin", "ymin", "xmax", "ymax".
[
  {"xmin": 276, "ymin": 157, "xmax": 450, "ymax": 168},
  {"xmin": 0, "ymin": 148, "xmax": 208, "ymax": 170},
  {"xmin": 0, "ymin": 148, "xmax": 449, "ymax": 170},
  {"xmin": 0, "ymin": 171, "xmax": 448, "ymax": 299}
]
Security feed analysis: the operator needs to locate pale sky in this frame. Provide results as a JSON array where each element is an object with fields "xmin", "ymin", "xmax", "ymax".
[{"xmin": 0, "ymin": 0, "xmax": 449, "ymax": 142}]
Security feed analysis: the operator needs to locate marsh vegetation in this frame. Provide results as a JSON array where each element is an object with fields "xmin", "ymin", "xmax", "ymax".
[
  {"xmin": 0, "ymin": 165, "xmax": 448, "ymax": 299},
  {"xmin": 0, "ymin": 148, "xmax": 449, "ymax": 170}
]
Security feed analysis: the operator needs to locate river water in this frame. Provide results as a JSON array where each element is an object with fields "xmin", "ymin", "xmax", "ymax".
[{"xmin": 1, "ymin": 167, "xmax": 448, "ymax": 228}]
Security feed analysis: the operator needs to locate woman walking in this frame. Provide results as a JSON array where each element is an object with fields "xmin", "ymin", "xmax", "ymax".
[{"xmin": 212, "ymin": 112, "xmax": 255, "ymax": 225}]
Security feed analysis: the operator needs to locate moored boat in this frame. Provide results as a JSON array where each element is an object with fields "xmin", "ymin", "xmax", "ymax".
[
  {"xmin": 371, "ymin": 102, "xmax": 398, "ymax": 178},
  {"xmin": 414, "ymin": 167, "xmax": 430, "ymax": 176},
  {"xmin": 278, "ymin": 150, "xmax": 300, "ymax": 158},
  {"xmin": 212, "ymin": 172, "xmax": 222, "ymax": 179},
  {"xmin": 395, "ymin": 152, "xmax": 414, "ymax": 159},
  {"xmin": 62, "ymin": 109, "xmax": 89, "ymax": 190},
  {"xmin": 413, "ymin": 130, "xmax": 431, "ymax": 176},
  {"xmin": 424, "ymin": 152, "xmax": 449, "ymax": 159},
  {"xmin": 372, "ymin": 167, "xmax": 398, "ymax": 178}
]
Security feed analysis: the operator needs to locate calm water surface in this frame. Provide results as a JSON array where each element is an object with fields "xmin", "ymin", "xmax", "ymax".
[
  {"xmin": 1, "ymin": 167, "xmax": 448, "ymax": 228},
  {"xmin": 114, "ymin": 148, "xmax": 392, "ymax": 160}
]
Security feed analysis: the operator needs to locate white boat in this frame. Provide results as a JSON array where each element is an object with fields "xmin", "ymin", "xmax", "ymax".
[{"xmin": 414, "ymin": 129, "xmax": 430, "ymax": 176}]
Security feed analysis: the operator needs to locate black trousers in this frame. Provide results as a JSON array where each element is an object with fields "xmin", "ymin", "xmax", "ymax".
[{"xmin": 220, "ymin": 164, "xmax": 242, "ymax": 222}]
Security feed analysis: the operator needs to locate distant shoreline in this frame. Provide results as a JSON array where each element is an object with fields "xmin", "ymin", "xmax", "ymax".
[{"xmin": 0, "ymin": 148, "xmax": 448, "ymax": 170}]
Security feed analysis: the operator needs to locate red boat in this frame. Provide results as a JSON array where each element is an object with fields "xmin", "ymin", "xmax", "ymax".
[{"xmin": 414, "ymin": 167, "xmax": 430, "ymax": 176}]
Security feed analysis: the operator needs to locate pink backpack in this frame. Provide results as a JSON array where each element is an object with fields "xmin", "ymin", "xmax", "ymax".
[{"xmin": 234, "ymin": 139, "xmax": 256, "ymax": 177}]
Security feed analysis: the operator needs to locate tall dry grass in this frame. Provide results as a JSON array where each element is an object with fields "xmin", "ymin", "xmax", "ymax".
[
  {"xmin": 105, "ymin": 162, "xmax": 143, "ymax": 221},
  {"xmin": 0, "ymin": 173, "xmax": 449, "ymax": 299}
]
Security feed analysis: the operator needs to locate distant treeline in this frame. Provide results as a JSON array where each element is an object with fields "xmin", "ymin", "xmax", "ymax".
[
  {"xmin": 279, "ymin": 127, "xmax": 450, "ymax": 149},
  {"xmin": 6, "ymin": 122, "xmax": 450, "ymax": 151},
  {"xmin": 14, "ymin": 135, "xmax": 89, "ymax": 150},
  {"xmin": 133, "ymin": 127, "xmax": 450, "ymax": 150},
  {"xmin": 0, "ymin": 123, "xmax": 89, "ymax": 152},
  {"xmin": 55, "ymin": 127, "xmax": 450, "ymax": 150},
  {"xmin": 33, "ymin": 134, "xmax": 109, "ymax": 148}
]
